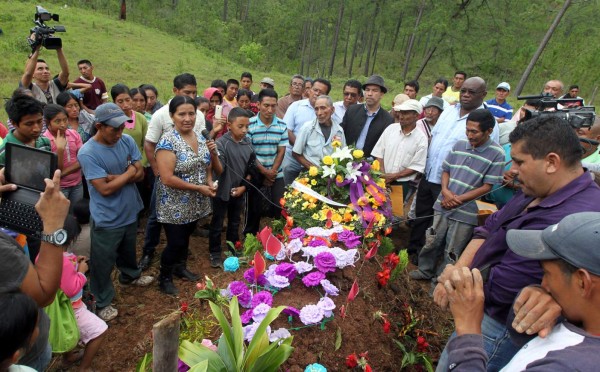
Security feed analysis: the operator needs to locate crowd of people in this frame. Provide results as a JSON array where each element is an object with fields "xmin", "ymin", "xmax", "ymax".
[{"xmin": 1, "ymin": 42, "xmax": 599, "ymax": 372}]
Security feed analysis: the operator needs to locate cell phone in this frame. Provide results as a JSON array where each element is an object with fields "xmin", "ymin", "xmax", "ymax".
[{"xmin": 215, "ymin": 105, "xmax": 223, "ymax": 119}]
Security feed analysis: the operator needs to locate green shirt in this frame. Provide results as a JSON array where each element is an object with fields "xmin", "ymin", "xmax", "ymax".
[
  {"xmin": 0, "ymin": 130, "xmax": 52, "ymax": 167},
  {"xmin": 583, "ymin": 149, "xmax": 600, "ymax": 164}
]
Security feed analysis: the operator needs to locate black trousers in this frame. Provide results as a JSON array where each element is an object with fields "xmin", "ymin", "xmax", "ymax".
[
  {"xmin": 209, "ymin": 196, "xmax": 245, "ymax": 258},
  {"xmin": 161, "ymin": 220, "xmax": 197, "ymax": 267},
  {"xmin": 242, "ymin": 178, "xmax": 284, "ymax": 236},
  {"xmin": 408, "ymin": 179, "xmax": 441, "ymax": 253}
]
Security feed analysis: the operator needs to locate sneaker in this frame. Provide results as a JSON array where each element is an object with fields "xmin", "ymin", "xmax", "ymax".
[
  {"xmin": 121, "ymin": 275, "xmax": 154, "ymax": 287},
  {"xmin": 210, "ymin": 256, "xmax": 223, "ymax": 269},
  {"xmin": 409, "ymin": 270, "xmax": 431, "ymax": 281},
  {"xmin": 98, "ymin": 305, "xmax": 118, "ymax": 322}
]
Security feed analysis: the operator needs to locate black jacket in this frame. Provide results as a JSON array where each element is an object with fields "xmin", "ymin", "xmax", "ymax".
[{"xmin": 340, "ymin": 103, "xmax": 394, "ymax": 157}]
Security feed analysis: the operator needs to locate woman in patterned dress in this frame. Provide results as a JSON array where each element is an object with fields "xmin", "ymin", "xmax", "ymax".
[{"xmin": 155, "ymin": 96, "xmax": 222, "ymax": 295}]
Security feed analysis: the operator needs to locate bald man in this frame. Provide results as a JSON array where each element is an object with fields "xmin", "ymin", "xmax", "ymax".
[{"xmin": 542, "ymin": 80, "xmax": 564, "ymax": 98}]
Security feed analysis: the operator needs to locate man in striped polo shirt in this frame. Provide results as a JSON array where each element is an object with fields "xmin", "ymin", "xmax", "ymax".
[
  {"xmin": 410, "ymin": 109, "xmax": 505, "ymax": 281},
  {"xmin": 243, "ymin": 88, "xmax": 288, "ymax": 235}
]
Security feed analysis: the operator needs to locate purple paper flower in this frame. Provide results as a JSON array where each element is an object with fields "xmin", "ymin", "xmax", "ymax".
[
  {"xmin": 289, "ymin": 227, "xmax": 306, "ymax": 239},
  {"xmin": 275, "ymin": 262, "xmax": 297, "ymax": 282},
  {"xmin": 252, "ymin": 303, "xmax": 271, "ymax": 323},
  {"xmin": 317, "ymin": 297, "xmax": 336, "ymax": 317},
  {"xmin": 314, "ymin": 252, "xmax": 337, "ymax": 273},
  {"xmin": 178, "ymin": 359, "xmax": 190, "ymax": 372},
  {"xmin": 243, "ymin": 268, "xmax": 268, "ymax": 286},
  {"xmin": 338, "ymin": 229, "xmax": 361, "ymax": 248},
  {"xmin": 294, "ymin": 261, "xmax": 314, "ymax": 274},
  {"xmin": 286, "ymin": 238, "xmax": 303, "ymax": 254},
  {"xmin": 268, "ymin": 274, "xmax": 290, "ymax": 289},
  {"xmin": 320, "ymin": 279, "xmax": 339, "ymax": 296},
  {"xmin": 251, "ymin": 291, "xmax": 273, "ymax": 308},
  {"xmin": 308, "ymin": 238, "xmax": 327, "ymax": 247},
  {"xmin": 282, "ymin": 306, "xmax": 300, "ymax": 318},
  {"xmin": 302, "ymin": 271, "xmax": 326, "ymax": 287},
  {"xmin": 269, "ymin": 328, "xmax": 292, "ymax": 343},
  {"xmin": 299, "ymin": 304, "xmax": 324, "ymax": 325},
  {"xmin": 243, "ymin": 323, "xmax": 271, "ymax": 342},
  {"xmin": 241, "ymin": 309, "xmax": 254, "ymax": 324},
  {"xmin": 228, "ymin": 281, "xmax": 252, "ymax": 308}
]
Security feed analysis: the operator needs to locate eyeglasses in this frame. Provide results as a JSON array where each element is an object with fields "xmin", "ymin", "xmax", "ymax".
[
  {"xmin": 460, "ymin": 88, "xmax": 483, "ymax": 95},
  {"xmin": 343, "ymin": 92, "xmax": 358, "ymax": 98},
  {"xmin": 291, "ymin": 82, "xmax": 304, "ymax": 87}
]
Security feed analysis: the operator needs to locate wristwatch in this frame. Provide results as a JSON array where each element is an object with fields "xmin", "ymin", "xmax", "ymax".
[{"xmin": 41, "ymin": 228, "xmax": 68, "ymax": 246}]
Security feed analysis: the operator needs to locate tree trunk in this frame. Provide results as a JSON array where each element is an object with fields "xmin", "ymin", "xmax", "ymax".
[
  {"xmin": 515, "ymin": 0, "xmax": 572, "ymax": 96},
  {"xmin": 223, "ymin": 0, "xmax": 228, "ymax": 21},
  {"xmin": 402, "ymin": 0, "xmax": 425, "ymax": 81},
  {"xmin": 300, "ymin": 20, "xmax": 309, "ymax": 75},
  {"xmin": 589, "ymin": 85, "xmax": 598, "ymax": 106},
  {"xmin": 371, "ymin": 28, "xmax": 381, "ymax": 75},
  {"xmin": 363, "ymin": 1, "xmax": 381, "ymax": 76},
  {"xmin": 348, "ymin": 31, "xmax": 362, "ymax": 77},
  {"xmin": 328, "ymin": 0, "xmax": 345, "ymax": 77},
  {"xmin": 152, "ymin": 312, "xmax": 181, "ymax": 372},
  {"xmin": 391, "ymin": 13, "xmax": 403, "ymax": 51},
  {"xmin": 243, "ymin": 0, "xmax": 250, "ymax": 22},
  {"xmin": 414, "ymin": 46, "xmax": 437, "ymax": 80},
  {"xmin": 342, "ymin": 10, "xmax": 353, "ymax": 68},
  {"xmin": 119, "ymin": 0, "xmax": 126, "ymax": 20},
  {"xmin": 306, "ymin": 19, "xmax": 316, "ymax": 77}
]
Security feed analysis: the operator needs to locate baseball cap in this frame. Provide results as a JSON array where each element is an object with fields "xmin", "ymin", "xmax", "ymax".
[
  {"xmin": 496, "ymin": 82, "xmax": 511, "ymax": 91},
  {"xmin": 424, "ymin": 96, "xmax": 445, "ymax": 112},
  {"xmin": 507, "ymin": 212, "xmax": 600, "ymax": 276},
  {"xmin": 95, "ymin": 103, "xmax": 133, "ymax": 128},
  {"xmin": 260, "ymin": 77, "xmax": 275, "ymax": 88},
  {"xmin": 393, "ymin": 99, "xmax": 422, "ymax": 114},
  {"xmin": 392, "ymin": 93, "xmax": 410, "ymax": 106}
]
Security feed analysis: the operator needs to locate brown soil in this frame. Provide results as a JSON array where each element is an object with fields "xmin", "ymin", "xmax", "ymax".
[{"xmin": 47, "ymin": 221, "xmax": 453, "ymax": 372}]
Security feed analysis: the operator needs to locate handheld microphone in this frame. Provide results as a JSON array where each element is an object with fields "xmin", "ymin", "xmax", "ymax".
[{"xmin": 201, "ymin": 129, "xmax": 212, "ymax": 140}]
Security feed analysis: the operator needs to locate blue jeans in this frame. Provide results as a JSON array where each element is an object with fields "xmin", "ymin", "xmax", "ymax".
[{"xmin": 436, "ymin": 314, "xmax": 521, "ymax": 372}]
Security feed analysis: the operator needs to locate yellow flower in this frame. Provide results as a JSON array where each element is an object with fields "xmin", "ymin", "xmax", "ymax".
[
  {"xmin": 312, "ymin": 213, "xmax": 320, "ymax": 220},
  {"xmin": 352, "ymin": 149, "xmax": 364, "ymax": 159},
  {"xmin": 377, "ymin": 179, "xmax": 386, "ymax": 189},
  {"xmin": 309, "ymin": 166, "xmax": 318, "ymax": 177},
  {"xmin": 310, "ymin": 179, "xmax": 317, "ymax": 186},
  {"xmin": 343, "ymin": 212, "xmax": 353, "ymax": 222},
  {"xmin": 322, "ymin": 156, "xmax": 334, "ymax": 165},
  {"xmin": 372, "ymin": 159, "xmax": 380, "ymax": 171},
  {"xmin": 332, "ymin": 140, "xmax": 342, "ymax": 148},
  {"xmin": 332, "ymin": 213, "xmax": 342, "ymax": 223},
  {"xmin": 336, "ymin": 175, "xmax": 343, "ymax": 183}
]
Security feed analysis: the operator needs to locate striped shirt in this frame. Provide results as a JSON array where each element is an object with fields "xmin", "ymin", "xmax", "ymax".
[
  {"xmin": 247, "ymin": 114, "xmax": 288, "ymax": 179},
  {"xmin": 433, "ymin": 139, "xmax": 505, "ymax": 225}
]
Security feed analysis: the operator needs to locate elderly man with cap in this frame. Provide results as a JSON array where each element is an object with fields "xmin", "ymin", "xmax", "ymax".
[
  {"xmin": 341, "ymin": 74, "xmax": 394, "ymax": 158},
  {"xmin": 416, "ymin": 96, "xmax": 445, "ymax": 141},
  {"xmin": 486, "ymin": 82, "xmax": 513, "ymax": 123},
  {"xmin": 443, "ymin": 211, "xmax": 600, "ymax": 371},
  {"xmin": 372, "ymin": 99, "xmax": 428, "ymax": 200},
  {"xmin": 78, "ymin": 103, "xmax": 154, "ymax": 322}
]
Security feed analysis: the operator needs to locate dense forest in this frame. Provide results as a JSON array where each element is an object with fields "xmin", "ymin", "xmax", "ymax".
[{"xmin": 66, "ymin": 0, "xmax": 600, "ymax": 100}]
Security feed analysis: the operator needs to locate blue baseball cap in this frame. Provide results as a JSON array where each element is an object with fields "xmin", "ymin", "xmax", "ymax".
[
  {"xmin": 507, "ymin": 212, "xmax": 600, "ymax": 276},
  {"xmin": 95, "ymin": 103, "xmax": 133, "ymax": 128}
]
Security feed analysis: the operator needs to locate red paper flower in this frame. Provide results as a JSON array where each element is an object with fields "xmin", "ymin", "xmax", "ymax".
[
  {"xmin": 377, "ymin": 269, "xmax": 391, "ymax": 286},
  {"xmin": 416, "ymin": 336, "xmax": 430, "ymax": 352},
  {"xmin": 345, "ymin": 353, "xmax": 358, "ymax": 368},
  {"xmin": 347, "ymin": 279, "xmax": 359, "ymax": 301},
  {"xmin": 234, "ymin": 241, "xmax": 242, "ymax": 250},
  {"xmin": 340, "ymin": 305, "xmax": 347, "ymax": 319},
  {"xmin": 364, "ymin": 365, "xmax": 372, "ymax": 372},
  {"xmin": 383, "ymin": 319, "xmax": 391, "ymax": 334},
  {"xmin": 180, "ymin": 301, "xmax": 188, "ymax": 313}
]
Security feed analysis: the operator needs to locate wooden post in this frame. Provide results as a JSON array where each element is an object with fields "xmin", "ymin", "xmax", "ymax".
[{"xmin": 152, "ymin": 311, "xmax": 181, "ymax": 372}]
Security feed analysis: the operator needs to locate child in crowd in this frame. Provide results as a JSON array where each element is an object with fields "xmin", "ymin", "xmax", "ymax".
[
  {"xmin": 410, "ymin": 109, "xmax": 506, "ymax": 281},
  {"xmin": 60, "ymin": 216, "xmax": 107, "ymax": 372},
  {"xmin": 209, "ymin": 107, "xmax": 255, "ymax": 266},
  {"xmin": 43, "ymin": 104, "xmax": 84, "ymax": 205},
  {"xmin": 0, "ymin": 291, "xmax": 39, "ymax": 372},
  {"xmin": 70, "ymin": 198, "xmax": 91, "ymax": 258}
]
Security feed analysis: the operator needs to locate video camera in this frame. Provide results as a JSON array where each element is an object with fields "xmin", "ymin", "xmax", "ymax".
[
  {"xmin": 517, "ymin": 93, "xmax": 595, "ymax": 129},
  {"xmin": 28, "ymin": 6, "xmax": 66, "ymax": 53}
]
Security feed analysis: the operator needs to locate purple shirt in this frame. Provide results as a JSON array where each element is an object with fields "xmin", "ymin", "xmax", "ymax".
[{"xmin": 470, "ymin": 171, "xmax": 600, "ymax": 323}]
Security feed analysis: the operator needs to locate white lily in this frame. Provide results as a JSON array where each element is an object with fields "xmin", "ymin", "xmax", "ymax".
[
  {"xmin": 321, "ymin": 164, "xmax": 337, "ymax": 179},
  {"xmin": 331, "ymin": 146, "xmax": 353, "ymax": 162},
  {"xmin": 345, "ymin": 162, "xmax": 362, "ymax": 182}
]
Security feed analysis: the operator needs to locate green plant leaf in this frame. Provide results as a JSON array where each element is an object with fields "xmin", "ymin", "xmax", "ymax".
[
  {"xmin": 189, "ymin": 360, "xmax": 209, "ymax": 372},
  {"xmin": 243, "ymin": 305, "xmax": 286, "ymax": 369},
  {"xmin": 209, "ymin": 300, "xmax": 235, "ymax": 353},
  {"xmin": 228, "ymin": 296, "xmax": 245, "ymax": 369},
  {"xmin": 135, "ymin": 352, "xmax": 152, "ymax": 372},
  {"xmin": 216, "ymin": 334, "xmax": 237, "ymax": 372},
  {"xmin": 335, "ymin": 327, "xmax": 342, "ymax": 351},
  {"xmin": 249, "ymin": 341, "xmax": 294, "ymax": 372},
  {"xmin": 178, "ymin": 340, "xmax": 227, "ymax": 372}
]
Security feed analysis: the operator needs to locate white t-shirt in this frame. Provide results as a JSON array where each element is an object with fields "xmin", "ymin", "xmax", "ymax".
[
  {"xmin": 145, "ymin": 100, "xmax": 206, "ymax": 143},
  {"xmin": 371, "ymin": 124, "xmax": 428, "ymax": 182}
]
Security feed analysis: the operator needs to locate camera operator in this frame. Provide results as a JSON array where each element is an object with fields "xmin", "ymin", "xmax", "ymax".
[{"xmin": 20, "ymin": 41, "xmax": 69, "ymax": 105}]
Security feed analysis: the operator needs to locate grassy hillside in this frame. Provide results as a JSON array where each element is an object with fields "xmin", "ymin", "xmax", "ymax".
[{"xmin": 0, "ymin": 1, "xmax": 381, "ymax": 122}]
